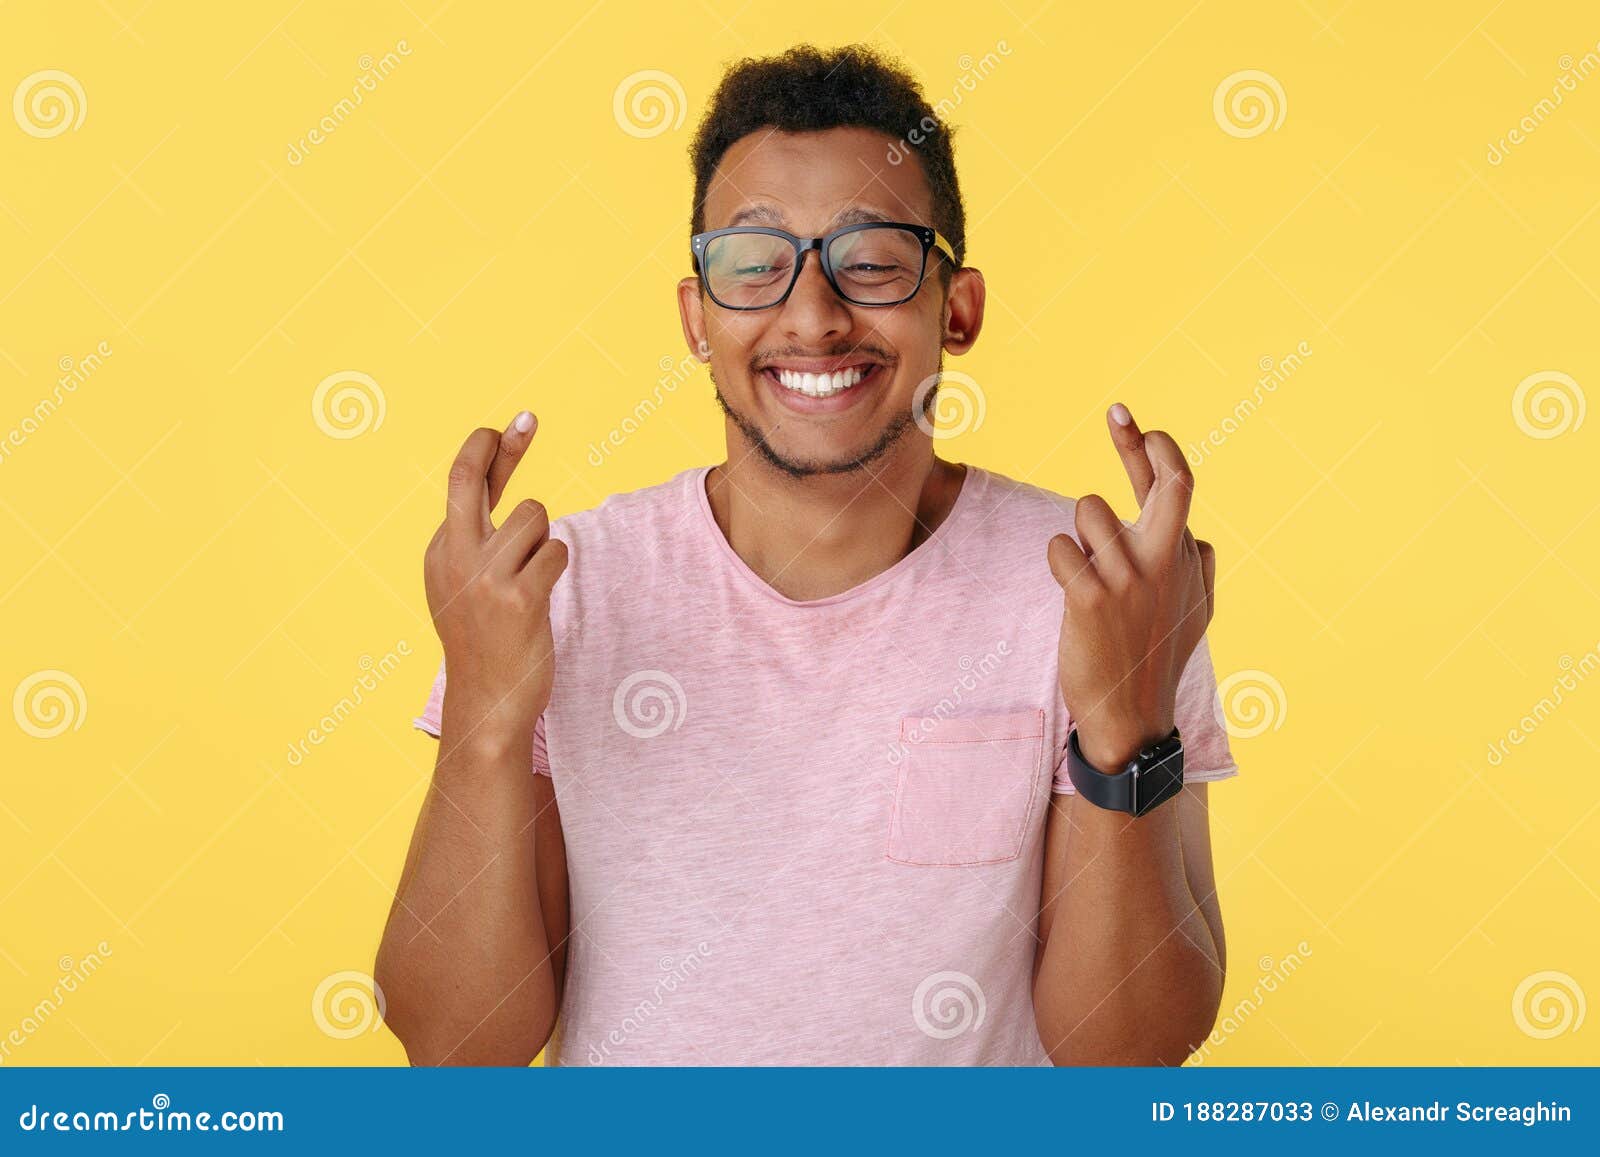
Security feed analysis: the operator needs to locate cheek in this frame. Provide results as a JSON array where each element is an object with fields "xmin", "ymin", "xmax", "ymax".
[
  {"xmin": 707, "ymin": 317, "xmax": 764, "ymax": 369},
  {"xmin": 878, "ymin": 314, "xmax": 945, "ymax": 385}
]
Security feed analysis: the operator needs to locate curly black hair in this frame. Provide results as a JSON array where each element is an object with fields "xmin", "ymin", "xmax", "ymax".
[{"xmin": 688, "ymin": 43, "xmax": 966, "ymax": 270}]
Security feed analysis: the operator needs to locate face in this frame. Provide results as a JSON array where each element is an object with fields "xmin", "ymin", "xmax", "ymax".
[{"xmin": 678, "ymin": 127, "xmax": 985, "ymax": 479}]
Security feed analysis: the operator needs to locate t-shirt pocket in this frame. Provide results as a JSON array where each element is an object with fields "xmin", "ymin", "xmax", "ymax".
[{"xmin": 886, "ymin": 709, "xmax": 1045, "ymax": 867}]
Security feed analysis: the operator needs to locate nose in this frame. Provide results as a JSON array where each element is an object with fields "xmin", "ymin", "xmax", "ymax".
[{"xmin": 778, "ymin": 247, "xmax": 852, "ymax": 345}]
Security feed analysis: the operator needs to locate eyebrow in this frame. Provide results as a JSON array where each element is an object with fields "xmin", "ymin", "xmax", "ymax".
[{"xmin": 723, "ymin": 204, "xmax": 897, "ymax": 230}]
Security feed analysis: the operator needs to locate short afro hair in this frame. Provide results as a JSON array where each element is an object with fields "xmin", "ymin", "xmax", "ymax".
[{"xmin": 688, "ymin": 43, "xmax": 966, "ymax": 269}]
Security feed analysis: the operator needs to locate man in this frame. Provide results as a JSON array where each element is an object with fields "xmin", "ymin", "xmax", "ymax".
[{"xmin": 376, "ymin": 43, "xmax": 1237, "ymax": 1066}]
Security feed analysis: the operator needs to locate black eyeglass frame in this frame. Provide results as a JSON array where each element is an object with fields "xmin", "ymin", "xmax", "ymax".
[{"xmin": 689, "ymin": 221, "xmax": 958, "ymax": 311}]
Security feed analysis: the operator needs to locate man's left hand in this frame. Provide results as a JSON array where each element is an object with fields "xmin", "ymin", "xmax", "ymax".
[{"xmin": 1046, "ymin": 404, "xmax": 1217, "ymax": 773}]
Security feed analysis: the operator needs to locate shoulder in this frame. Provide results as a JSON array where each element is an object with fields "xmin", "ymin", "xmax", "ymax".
[
  {"xmin": 544, "ymin": 466, "xmax": 707, "ymax": 593},
  {"xmin": 947, "ymin": 464, "xmax": 1085, "ymax": 598},
  {"xmin": 551, "ymin": 465, "xmax": 701, "ymax": 539},
  {"xmin": 961, "ymin": 463, "xmax": 1081, "ymax": 542}
]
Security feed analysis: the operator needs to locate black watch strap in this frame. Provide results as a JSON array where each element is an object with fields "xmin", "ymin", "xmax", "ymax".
[{"xmin": 1065, "ymin": 726, "xmax": 1185, "ymax": 816}]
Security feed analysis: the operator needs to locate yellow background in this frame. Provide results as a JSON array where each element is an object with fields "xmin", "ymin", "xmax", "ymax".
[{"xmin": 2, "ymin": 0, "xmax": 1597, "ymax": 1065}]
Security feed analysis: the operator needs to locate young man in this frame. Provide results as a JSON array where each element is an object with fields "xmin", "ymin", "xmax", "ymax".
[{"xmin": 377, "ymin": 44, "xmax": 1238, "ymax": 1066}]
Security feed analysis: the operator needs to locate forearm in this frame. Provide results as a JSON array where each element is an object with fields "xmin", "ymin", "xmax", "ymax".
[
  {"xmin": 376, "ymin": 698, "xmax": 555, "ymax": 1065},
  {"xmin": 1033, "ymin": 796, "xmax": 1222, "ymax": 1065}
]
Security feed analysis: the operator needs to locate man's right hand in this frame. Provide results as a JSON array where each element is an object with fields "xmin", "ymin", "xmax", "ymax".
[{"xmin": 423, "ymin": 412, "xmax": 569, "ymax": 740}]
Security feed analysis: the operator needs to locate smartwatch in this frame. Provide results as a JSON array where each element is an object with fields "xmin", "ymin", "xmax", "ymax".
[{"xmin": 1065, "ymin": 726, "xmax": 1184, "ymax": 817}]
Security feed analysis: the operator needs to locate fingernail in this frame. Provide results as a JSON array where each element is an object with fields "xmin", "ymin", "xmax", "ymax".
[
  {"xmin": 513, "ymin": 411, "xmax": 534, "ymax": 433},
  {"xmin": 1109, "ymin": 403, "xmax": 1132, "ymax": 427}
]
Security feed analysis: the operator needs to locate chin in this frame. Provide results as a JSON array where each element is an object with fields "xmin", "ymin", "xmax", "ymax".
[{"xmin": 755, "ymin": 414, "xmax": 921, "ymax": 480}]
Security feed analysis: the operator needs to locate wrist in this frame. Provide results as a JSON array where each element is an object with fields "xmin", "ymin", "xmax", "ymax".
[
  {"xmin": 440, "ymin": 687, "xmax": 542, "ymax": 751},
  {"xmin": 1074, "ymin": 711, "xmax": 1175, "ymax": 773}
]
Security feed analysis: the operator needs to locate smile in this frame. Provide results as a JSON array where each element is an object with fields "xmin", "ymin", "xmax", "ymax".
[{"xmin": 764, "ymin": 363, "xmax": 880, "ymax": 399}]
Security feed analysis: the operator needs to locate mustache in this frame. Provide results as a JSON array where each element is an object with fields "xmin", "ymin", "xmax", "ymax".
[{"xmin": 749, "ymin": 344, "xmax": 897, "ymax": 370}]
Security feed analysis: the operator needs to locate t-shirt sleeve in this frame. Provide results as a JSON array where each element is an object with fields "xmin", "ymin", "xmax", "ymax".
[
  {"xmin": 411, "ymin": 655, "xmax": 552, "ymax": 777},
  {"xmin": 1051, "ymin": 631, "xmax": 1239, "ymax": 793}
]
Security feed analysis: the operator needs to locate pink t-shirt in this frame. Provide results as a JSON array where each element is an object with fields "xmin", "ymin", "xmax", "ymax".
[{"xmin": 413, "ymin": 462, "xmax": 1238, "ymax": 1065}]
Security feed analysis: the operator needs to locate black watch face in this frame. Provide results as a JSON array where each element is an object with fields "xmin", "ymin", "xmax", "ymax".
[{"xmin": 1132, "ymin": 749, "xmax": 1184, "ymax": 816}]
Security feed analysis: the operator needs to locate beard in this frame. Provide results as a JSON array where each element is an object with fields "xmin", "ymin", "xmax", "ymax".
[{"xmin": 709, "ymin": 352, "xmax": 943, "ymax": 480}]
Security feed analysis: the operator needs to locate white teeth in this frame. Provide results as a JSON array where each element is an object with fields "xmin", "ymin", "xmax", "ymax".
[{"xmin": 774, "ymin": 365, "xmax": 868, "ymax": 397}]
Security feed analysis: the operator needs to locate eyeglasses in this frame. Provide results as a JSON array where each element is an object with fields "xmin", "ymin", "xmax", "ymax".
[{"xmin": 690, "ymin": 221, "xmax": 957, "ymax": 311}]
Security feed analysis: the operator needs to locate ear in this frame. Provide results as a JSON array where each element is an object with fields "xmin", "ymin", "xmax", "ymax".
[
  {"xmin": 941, "ymin": 267, "xmax": 985, "ymax": 355},
  {"xmin": 677, "ymin": 277, "xmax": 712, "ymax": 363}
]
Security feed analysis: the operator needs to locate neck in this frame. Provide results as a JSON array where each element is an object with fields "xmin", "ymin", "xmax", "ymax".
[{"xmin": 704, "ymin": 443, "xmax": 967, "ymax": 602}]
